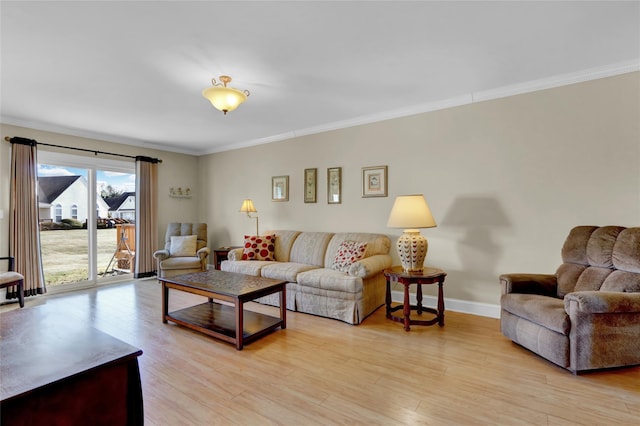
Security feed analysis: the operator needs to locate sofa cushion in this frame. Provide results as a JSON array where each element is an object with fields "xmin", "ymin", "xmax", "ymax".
[
  {"xmin": 242, "ymin": 235, "xmax": 276, "ymax": 261},
  {"xmin": 297, "ymin": 268, "xmax": 363, "ymax": 293},
  {"xmin": 574, "ymin": 267, "xmax": 614, "ymax": 292},
  {"xmin": 501, "ymin": 293, "xmax": 570, "ymax": 335},
  {"xmin": 556, "ymin": 226, "xmax": 630, "ymax": 297},
  {"xmin": 556, "ymin": 263, "xmax": 587, "ymax": 298},
  {"xmin": 221, "ymin": 260, "xmax": 273, "ymax": 276},
  {"xmin": 261, "ymin": 262, "xmax": 319, "ymax": 282},
  {"xmin": 289, "ymin": 232, "xmax": 334, "ymax": 267},
  {"xmin": 160, "ymin": 256, "xmax": 202, "ymax": 270},
  {"xmin": 331, "ymin": 240, "xmax": 367, "ymax": 272},
  {"xmin": 612, "ymin": 228, "xmax": 640, "ymax": 273},
  {"xmin": 600, "ymin": 270, "xmax": 640, "ymax": 292},
  {"xmin": 586, "ymin": 226, "xmax": 625, "ymax": 268},
  {"xmin": 170, "ymin": 235, "xmax": 197, "ymax": 257},
  {"xmin": 165, "ymin": 222, "xmax": 208, "ymax": 251},
  {"xmin": 263, "ymin": 230, "xmax": 302, "ymax": 262},
  {"xmin": 561, "ymin": 226, "xmax": 597, "ymax": 265},
  {"xmin": 324, "ymin": 232, "xmax": 391, "ymax": 267}
]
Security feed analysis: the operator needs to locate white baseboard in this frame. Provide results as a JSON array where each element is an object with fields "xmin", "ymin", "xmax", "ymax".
[{"xmin": 390, "ymin": 290, "xmax": 500, "ymax": 319}]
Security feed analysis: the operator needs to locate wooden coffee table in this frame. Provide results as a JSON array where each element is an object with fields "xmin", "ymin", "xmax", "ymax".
[{"xmin": 160, "ymin": 269, "xmax": 286, "ymax": 350}]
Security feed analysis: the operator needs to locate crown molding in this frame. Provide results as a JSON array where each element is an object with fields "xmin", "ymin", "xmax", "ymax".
[
  {"xmin": 0, "ymin": 116, "xmax": 201, "ymax": 156},
  {"xmin": 4, "ymin": 60, "xmax": 638, "ymax": 157},
  {"xmin": 204, "ymin": 60, "xmax": 640, "ymax": 155}
]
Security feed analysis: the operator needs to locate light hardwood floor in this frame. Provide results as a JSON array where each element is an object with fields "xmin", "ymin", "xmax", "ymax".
[{"xmin": 3, "ymin": 280, "xmax": 639, "ymax": 425}]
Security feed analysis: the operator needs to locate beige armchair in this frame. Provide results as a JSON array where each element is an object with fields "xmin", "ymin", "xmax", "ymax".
[
  {"xmin": 500, "ymin": 226, "xmax": 640, "ymax": 373},
  {"xmin": 153, "ymin": 223, "xmax": 210, "ymax": 278}
]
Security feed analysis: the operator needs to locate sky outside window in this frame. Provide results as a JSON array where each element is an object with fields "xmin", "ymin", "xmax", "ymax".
[{"xmin": 38, "ymin": 165, "xmax": 135, "ymax": 193}]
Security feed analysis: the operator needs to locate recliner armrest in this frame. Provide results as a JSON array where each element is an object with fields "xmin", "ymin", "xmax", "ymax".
[
  {"xmin": 197, "ymin": 247, "xmax": 210, "ymax": 260},
  {"xmin": 564, "ymin": 291, "xmax": 640, "ymax": 314},
  {"xmin": 500, "ymin": 273, "xmax": 557, "ymax": 296},
  {"xmin": 153, "ymin": 249, "xmax": 169, "ymax": 261}
]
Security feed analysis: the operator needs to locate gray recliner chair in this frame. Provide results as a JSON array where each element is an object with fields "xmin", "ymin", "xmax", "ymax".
[
  {"xmin": 153, "ymin": 223, "xmax": 210, "ymax": 278},
  {"xmin": 500, "ymin": 226, "xmax": 640, "ymax": 373}
]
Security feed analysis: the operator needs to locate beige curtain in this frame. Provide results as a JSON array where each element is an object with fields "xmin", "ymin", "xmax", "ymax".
[
  {"xmin": 134, "ymin": 157, "xmax": 158, "ymax": 278},
  {"xmin": 8, "ymin": 138, "xmax": 45, "ymax": 299}
]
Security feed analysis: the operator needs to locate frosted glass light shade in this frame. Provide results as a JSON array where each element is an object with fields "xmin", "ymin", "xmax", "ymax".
[
  {"xmin": 387, "ymin": 195, "xmax": 437, "ymax": 272},
  {"xmin": 202, "ymin": 86, "xmax": 247, "ymax": 114}
]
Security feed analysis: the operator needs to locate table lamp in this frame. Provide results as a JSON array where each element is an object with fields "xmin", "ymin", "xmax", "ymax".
[
  {"xmin": 387, "ymin": 194, "xmax": 437, "ymax": 272},
  {"xmin": 239, "ymin": 198, "xmax": 259, "ymax": 235}
]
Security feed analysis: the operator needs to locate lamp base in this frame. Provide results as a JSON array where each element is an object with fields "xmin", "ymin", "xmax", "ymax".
[{"xmin": 396, "ymin": 230, "xmax": 428, "ymax": 272}]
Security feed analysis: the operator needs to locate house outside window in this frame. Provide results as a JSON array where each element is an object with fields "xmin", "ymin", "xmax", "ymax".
[
  {"xmin": 55, "ymin": 204, "xmax": 62, "ymax": 222},
  {"xmin": 71, "ymin": 204, "xmax": 78, "ymax": 219}
]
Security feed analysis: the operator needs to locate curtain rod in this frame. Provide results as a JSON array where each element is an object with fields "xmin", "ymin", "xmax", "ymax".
[{"xmin": 4, "ymin": 136, "xmax": 162, "ymax": 163}]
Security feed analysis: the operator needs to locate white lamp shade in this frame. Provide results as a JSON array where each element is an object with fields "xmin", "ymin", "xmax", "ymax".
[
  {"xmin": 387, "ymin": 194, "xmax": 436, "ymax": 272},
  {"xmin": 239, "ymin": 199, "xmax": 257, "ymax": 213},
  {"xmin": 387, "ymin": 195, "xmax": 436, "ymax": 229}
]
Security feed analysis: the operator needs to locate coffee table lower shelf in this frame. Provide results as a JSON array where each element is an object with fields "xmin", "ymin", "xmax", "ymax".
[{"xmin": 165, "ymin": 302, "xmax": 283, "ymax": 349}]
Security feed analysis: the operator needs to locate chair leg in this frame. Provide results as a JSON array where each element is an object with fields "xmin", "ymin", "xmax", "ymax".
[{"xmin": 17, "ymin": 279, "xmax": 24, "ymax": 308}]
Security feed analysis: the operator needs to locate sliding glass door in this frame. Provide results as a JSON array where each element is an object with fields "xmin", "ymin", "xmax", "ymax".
[{"xmin": 37, "ymin": 151, "xmax": 136, "ymax": 291}]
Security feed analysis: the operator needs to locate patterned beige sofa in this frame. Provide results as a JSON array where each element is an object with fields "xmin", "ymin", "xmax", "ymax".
[{"xmin": 221, "ymin": 230, "xmax": 392, "ymax": 324}]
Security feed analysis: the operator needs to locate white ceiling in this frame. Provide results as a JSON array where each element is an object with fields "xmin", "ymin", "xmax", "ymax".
[{"xmin": 2, "ymin": 1, "xmax": 639, "ymax": 156}]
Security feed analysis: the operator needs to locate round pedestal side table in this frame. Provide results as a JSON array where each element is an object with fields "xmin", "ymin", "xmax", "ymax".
[{"xmin": 383, "ymin": 266, "xmax": 447, "ymax": 331}]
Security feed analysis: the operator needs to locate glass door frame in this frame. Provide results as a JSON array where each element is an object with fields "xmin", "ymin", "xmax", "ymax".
[{"xmin": 38, "ymin": 150, "xmax": 135, "ymax": 293}]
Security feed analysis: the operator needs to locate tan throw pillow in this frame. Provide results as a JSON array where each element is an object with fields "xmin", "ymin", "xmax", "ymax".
[
  {"xmin": 331, "ymin": 240, "xmax": 367, "ymax": 272},
  {"xmin": 242, "ymin": 235, "xmax": 276, "ymax": 261},
  {"xmin": 170, "ymin": 235, "xmax": 197, "ymax": 257}
]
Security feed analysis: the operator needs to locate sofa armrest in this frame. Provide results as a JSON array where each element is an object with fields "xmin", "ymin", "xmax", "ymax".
[
  {"xmin": 500, "ymin": 273, "xmax": 557, "ymax": 296},
  {"xmin": 227, "ymin": 248, "xmax": 244, "ymax": 261},
  {"xmin": 348, "ymin": 254, "xmax": 392, "ymax": 278},
  {"xmin": 197, "ymin": 247, "xmax": 210, "ymax": 260},
  {"xmin": 564, "ymin": 291, "xmax": 640, "ymax": 314},
  {"xmin": 153, "ymin": 249, "xmax": 169, "ymax": 261}
]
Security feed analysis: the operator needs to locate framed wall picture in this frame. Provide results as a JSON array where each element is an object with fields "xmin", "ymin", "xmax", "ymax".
[
  {"xmin": 272, "ymin": 175, "xmax": 289, "ymax": 201},
  {"xmin": 304, "ymin": 168, "xmax": 317, "ymax": 203},
  {"xmin": 327, "ymin": 167, "xmax": 342, "ymax": 204},
  {"xmin": 362, "ymin": 165, "xmax": 388, "ymax": 197}
]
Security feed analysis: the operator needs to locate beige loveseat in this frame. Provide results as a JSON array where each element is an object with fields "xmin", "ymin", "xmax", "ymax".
[
  {"xmin": 221, "ymin": 230, "xmax": 392, "ymax": 324},
  {"xmin": 500, "ymin": 226, "xmax": 640, "ymax": 373}
]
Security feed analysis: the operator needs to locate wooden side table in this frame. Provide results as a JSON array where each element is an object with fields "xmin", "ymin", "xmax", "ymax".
[
  {"xmin": 384, "ymin": 266, "xmax": 447, "ymax": 331},
  {"xmin": 213, "ymin": 246, "xmax": 241, "ymax": 270}
]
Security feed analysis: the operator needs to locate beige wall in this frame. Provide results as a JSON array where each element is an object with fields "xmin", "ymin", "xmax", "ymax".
[
  {"xmin": 200, "ymin": 72, "xmax": 640, "ymax": 306},
  {"xmin": 1, "ymin": 72, "xmax": 638, "ymax": 309},
  {"xmin": 0, "ymin": 124, "xmax": 201, "ymax": 255}
]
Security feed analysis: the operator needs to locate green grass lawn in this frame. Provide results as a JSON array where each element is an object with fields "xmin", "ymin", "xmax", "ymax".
[{"xmin": 40, "ymin": 228, "xmax": 127, "ymax": 286}]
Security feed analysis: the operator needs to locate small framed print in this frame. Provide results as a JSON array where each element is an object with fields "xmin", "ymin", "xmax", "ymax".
[
  {"xmin": 362, "ymin": 165, "xmax": 388, "ymax": 198},
  {"xmin": 304, "ymin": 168, "xmax": 317, "ymax": 203},
  {"xmin": 272, "ymin": 175, "xmax": 289, "ymax": 201},
  {"xmin": 327, "ymin": 167, "xmax": 342, "ymax": 204}
]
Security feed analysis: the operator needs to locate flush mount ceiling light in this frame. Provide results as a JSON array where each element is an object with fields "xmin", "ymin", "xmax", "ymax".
[{"xmin": 202, "ymin": 75, "xmax": 250, "ymax": 115}]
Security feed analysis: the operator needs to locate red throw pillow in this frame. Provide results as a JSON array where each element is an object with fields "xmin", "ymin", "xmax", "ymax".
[
  {"xmin": 242, "ymin": 235, "xmax": 276, "ymax": 261},
  {"xmin": 331, "ymin": 240, "xmax": 367, "ymax": 272}
]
